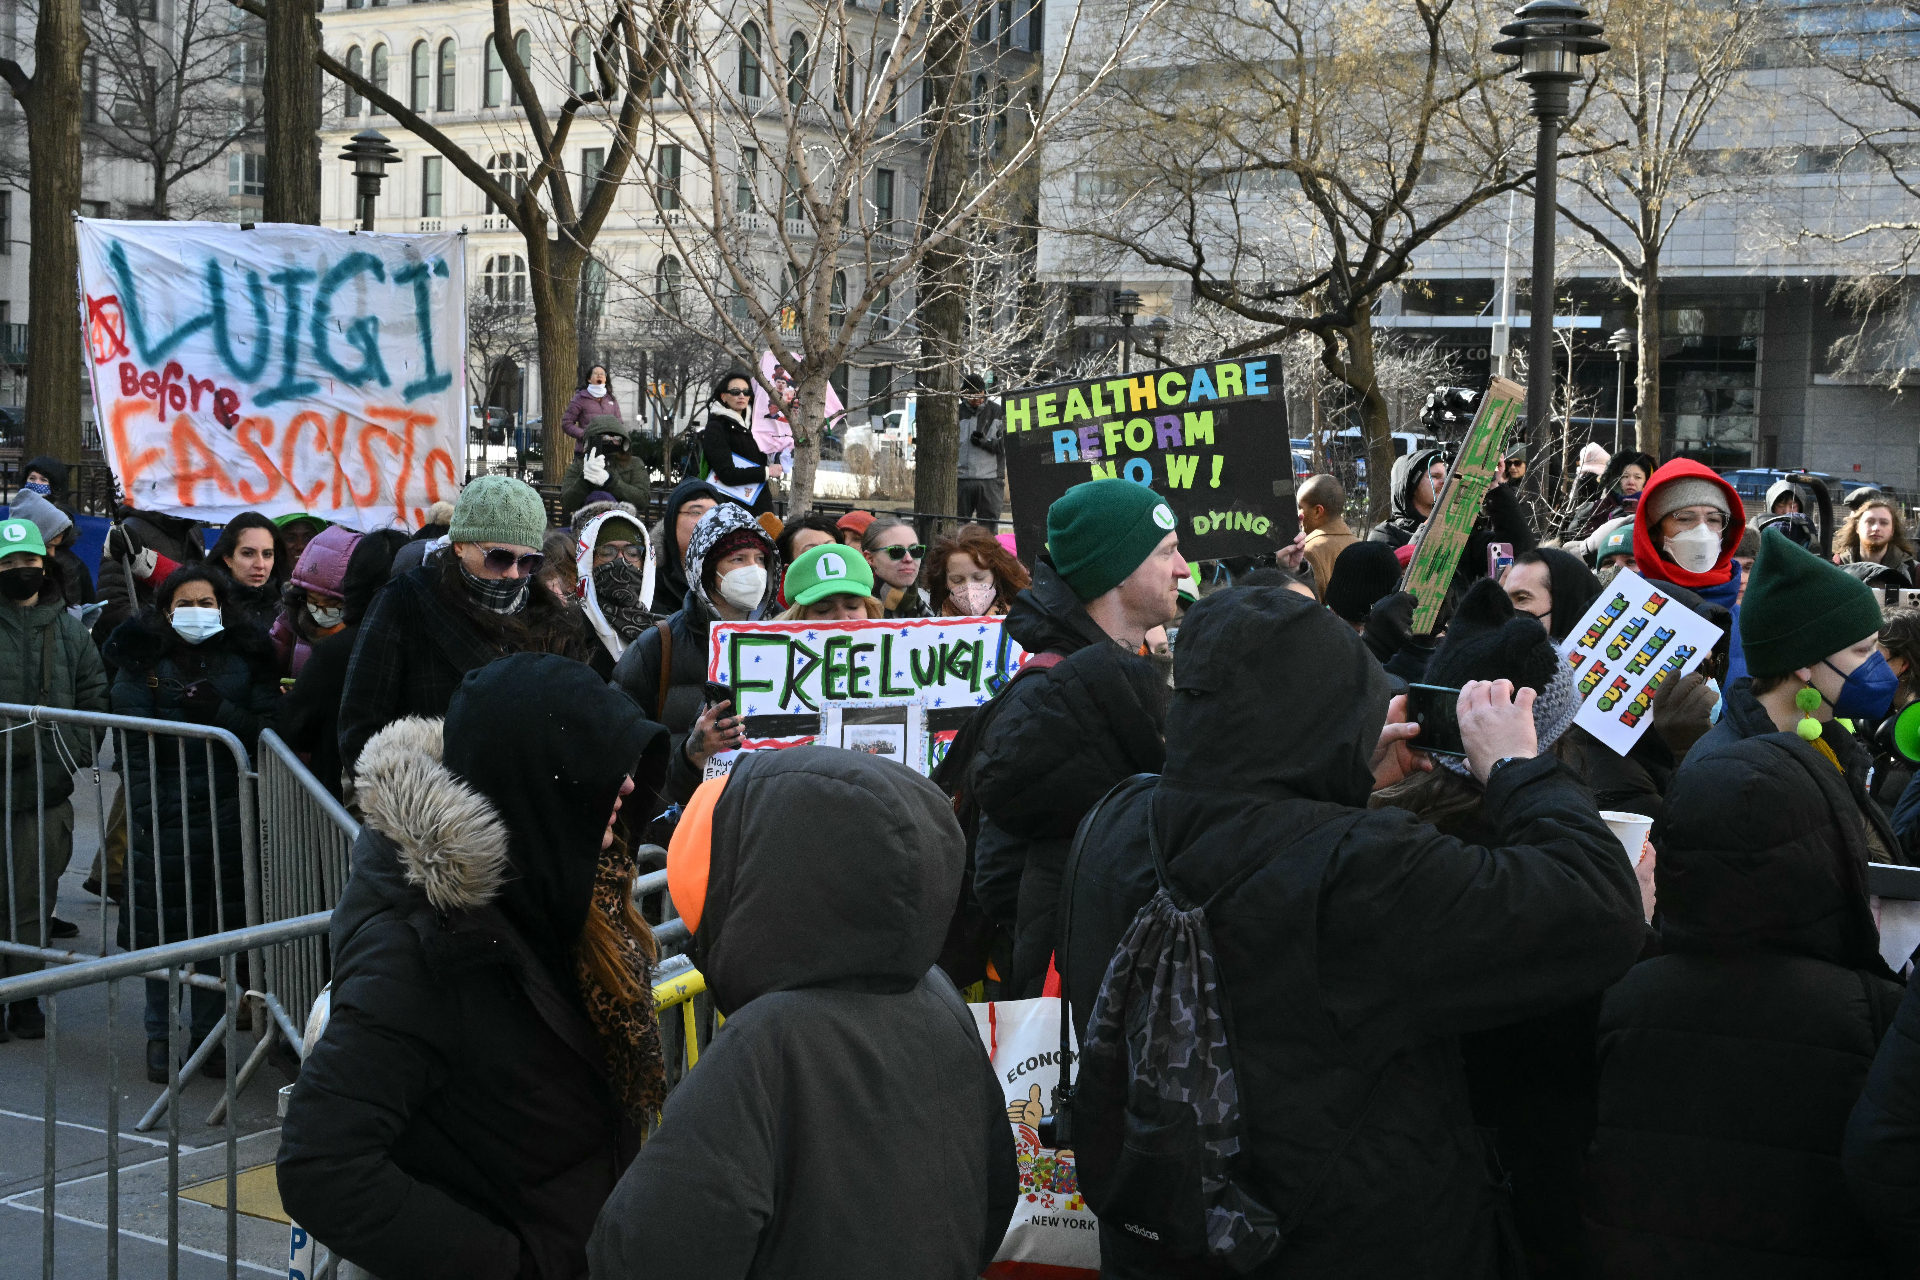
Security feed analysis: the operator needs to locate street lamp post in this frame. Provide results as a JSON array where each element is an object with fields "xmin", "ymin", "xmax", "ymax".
[
  {"xmin": 338, "ymin": 129, "xmax": 401, "ymax": 232},
  {"xmin": 1146, "ymin": 315, "xmax": 1172, "ymax": 367},
  {"xmin": 1112, "ymin": 289, "xmax": 1142, "ymax": 374},
  {"xmin": 1494, "ymin": 1, "xmax": 1607, "ymax": 451},
  {"xmin": 1608, "ymin": 326, "xmax": 1633, "ymax": 454}
]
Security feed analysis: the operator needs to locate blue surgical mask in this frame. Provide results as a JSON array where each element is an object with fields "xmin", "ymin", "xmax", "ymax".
[{"xmin": 1827, "ymin": 651, "xmax": 1900, "ymax": 722}]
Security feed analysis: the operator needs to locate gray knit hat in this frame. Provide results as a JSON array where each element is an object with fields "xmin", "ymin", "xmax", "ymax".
[
  {"xmin": 449, "ymin": 476, "xmax": 548, "ymax": 549},
  {"xmin": 7, "ymin": 488, "xmax": 71, "ymax": 548},
  {"xmin": 1646, "ymin": 477, "xmax": 1729, "ymax": 526}
]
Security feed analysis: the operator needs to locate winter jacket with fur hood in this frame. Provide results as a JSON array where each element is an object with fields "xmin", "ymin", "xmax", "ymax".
[
  {"xmin": 588, "ymin": 747, "xmax": 1016, "ymax": 1279},
  {"xmin": 278, "ymin": 707, "xmax": 657, "ymax": 1280}
]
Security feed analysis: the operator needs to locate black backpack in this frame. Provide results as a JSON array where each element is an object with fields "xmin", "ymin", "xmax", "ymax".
[{"xmin": 1055, "ymin": 782, "xmax": 1283, "ymax": 1271}]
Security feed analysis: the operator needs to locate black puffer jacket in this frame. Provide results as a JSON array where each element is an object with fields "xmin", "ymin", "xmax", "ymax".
[
  {"xmin": 94, "ymin": 508, "xmax": 206, "ymax": 652},
  {"xmin": 105, "ymin": 613, "xmax": 280, "ymax": 948},
  {"xmin": 1845, "ymin": 972, "xmax": 1920, "ymax": 1272},
  {"xmin": 1584, "ymin": 677, "xmax": 1905, "ymax": 1277},
  {"xmin": 588, "ymin": 746, "xmax": 1016, "ymax": 1279},
  {"xmin": 277, "ymin": 716, "xmax": 645, "ymax": 1280},
  {"xmin": 1063, "ymin": 587, "xmax": 1646, "ymax": 1279},
  {"xmin": 971, "ymin": 556, "xmax": 1166, "ymax": 997}
]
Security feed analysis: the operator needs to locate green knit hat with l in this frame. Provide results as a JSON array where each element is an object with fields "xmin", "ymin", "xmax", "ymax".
[
  {"xmin": 1740, "ymin": 529, "xmax": 1883, "ymax": 677},
  {"xmin": 1047, "ymin": 479, "xmax": 1179, "ymax": 602},
  {"xmin": 449, "ymin": 475, "xmax": 548, "ymax": 549},
  {"xmin": 785, "ymin": 542, "xmax": 874, "ymax": 607}
]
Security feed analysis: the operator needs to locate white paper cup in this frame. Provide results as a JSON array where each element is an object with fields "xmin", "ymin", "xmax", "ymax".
[{"xmin": 1599, "ymin": 810, "xmax": 1654, "ymax": 863}]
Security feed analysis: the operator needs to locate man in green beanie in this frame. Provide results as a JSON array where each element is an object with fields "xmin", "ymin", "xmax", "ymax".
[
  {"xmin": 338, "ymin": 475, "xmax": 587, "ymax": 774},
  {"xmin": 962, "ymin": 479, "xmax": 1187, "ymax": 996},
  {"xmin": 1584, "ymin": 528, "xmax": 1908, "ymax": 1274}
]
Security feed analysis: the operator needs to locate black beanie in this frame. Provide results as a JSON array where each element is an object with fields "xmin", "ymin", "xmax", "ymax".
[
  {"xmin": 1426, "ymin": 578, "xmax": 1559, "ymax": 694},
  {"xmin": 1523, "ymin": 547, "xmax": 1602, "ymax": 642},
  {"xmin": 1326, "ymin": 541, "xmax": 1404, "ymax": 623}
]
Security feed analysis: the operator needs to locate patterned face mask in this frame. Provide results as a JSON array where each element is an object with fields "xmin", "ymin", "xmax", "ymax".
[{"xmin": 593, "ymin": 559, "xmax": 653, "ymax": 642}]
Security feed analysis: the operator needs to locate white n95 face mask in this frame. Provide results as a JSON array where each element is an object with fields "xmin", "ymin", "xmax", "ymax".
[
  {"xmin": 1663, "ymin": 524, "xmax": 1721, "ymax": 574},
  {"xmin": 171, "ymin": 606, "xmax": 224, "ymax": 645},
  {"xmin": 308, "ymin": 601, "xmax": 345, "ymax": 629},
  {"xmin": 718, "ymin": 565, "xmax": 768, "ymax": 610}
]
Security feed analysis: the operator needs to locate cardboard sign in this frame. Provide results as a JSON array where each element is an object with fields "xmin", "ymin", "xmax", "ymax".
[
  {"xmin": 77, "ymin": 219, "xmax": 467, "ymax": 531},
  {"xmin": 999, "ymin": 357, "xmax": 1293, "ymax": 563},
  {"xmin": 1402, "ymin": 376, "xmax": 1526, "ymax": 632},
  {"xmin": 1558, "ymin": 568, "xmax": 1723, "ymax": 756},
  {"xmin": 707, "ymin": 616, "xmax": 1027, "ymax": 775}
]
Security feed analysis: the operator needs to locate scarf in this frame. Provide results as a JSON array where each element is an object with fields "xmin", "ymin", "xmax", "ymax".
[
  {"xmin": 458, "ymin": 562, "xmax": 530, "ymax": 614},
  {"xmin": 574, "ymin": 841, "xmax": 667, "ymax": 1121},
  {"xmin": 593, "ymin": 560, "xmax": 654, "ymax": 643}
]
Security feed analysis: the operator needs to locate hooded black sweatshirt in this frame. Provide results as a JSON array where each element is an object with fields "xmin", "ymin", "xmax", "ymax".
[
  {"xmin": 652, "ymin": 479, "xmax": 732, "ymax": 611},
  {"xmin": 1370, "ymin": 446, "xmax": 1537, "ymax": 573},
  {"xmin": 1062, "ymin": 587, "xmax": 1645, "ymax": 1279},
  {"xmin": 588, "ymin": 747, "xmax": 1017, "ymax": 1279}
]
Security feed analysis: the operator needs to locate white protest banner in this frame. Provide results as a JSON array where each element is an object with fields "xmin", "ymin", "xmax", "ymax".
[
  {"xmin": 1558, "ymin": 568, "xmax": 1723, "ymax": 755},
  {"xmin": 77, "ymin": 219, "xmax": 466, "ymax": 531},
  {"xmin": 707, "ymin": 615, "xmax": 1026, "ymax": 775}
]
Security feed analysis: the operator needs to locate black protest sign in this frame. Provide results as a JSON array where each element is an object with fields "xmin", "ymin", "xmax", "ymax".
[{"xmin": 1000, "ymin": 357, "xmax": 1294, "ymax": 563}]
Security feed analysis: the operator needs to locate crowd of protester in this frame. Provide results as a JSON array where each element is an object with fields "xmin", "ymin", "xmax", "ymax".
[{"xmin": 16, "ymin": 383, "xmax": 1920, "ymax": 1278}]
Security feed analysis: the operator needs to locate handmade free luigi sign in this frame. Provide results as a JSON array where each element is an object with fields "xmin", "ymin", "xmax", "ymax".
[{"xmin": 999, "ymin": 356, "xmax": 1294, "ymax": 563}]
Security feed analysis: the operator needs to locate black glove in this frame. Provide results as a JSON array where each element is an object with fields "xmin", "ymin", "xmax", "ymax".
[
  {"xmin": 970, "ymin": 431, "xmax": 988, "ymax": 448},
  {"xmin": 179, "ymin": 680, "xmax": 224, "ymax": 723},
  {"xmin": 1362, "ymin": 591, "xmax": 1417, "ymax": 665}
]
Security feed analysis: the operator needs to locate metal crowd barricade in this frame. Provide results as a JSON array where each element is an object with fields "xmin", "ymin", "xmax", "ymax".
[{"xmin": 255, "ymin": 729, "xmax": 359, "ymax": 1035}]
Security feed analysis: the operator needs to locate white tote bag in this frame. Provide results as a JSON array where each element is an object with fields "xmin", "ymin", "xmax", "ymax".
[{"xmin": 969, "ymin": 996, "xmax": 1101, "ymax": 1278}]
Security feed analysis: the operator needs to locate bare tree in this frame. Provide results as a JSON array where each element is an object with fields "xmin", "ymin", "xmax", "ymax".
[
  {"xmin": 464, "ymin": 284, "xmax": 540, "ymax": 464},
  {"xmin": 83, "ymin": 0, "xmax": 265, "ymax": 219},
  {"xmin": 1042, "ymin": 0, "xmax": 1549, "ymax": 523},
  {"xmin": 1556, "ymin": 0, "xmax": 1765, "ymax": 459},
  {"xmin": 0, "ymin": 0, "xmax": 88, "ymax": 460}
]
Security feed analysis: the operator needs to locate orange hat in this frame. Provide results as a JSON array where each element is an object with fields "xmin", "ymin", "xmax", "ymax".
[
  {"xmin": 836, "ymin": 510, "xmax": 876, "ymax": 537},
  {"xmin": 667, "ymin": 775, "xmax": 728, "ymax": 936}
]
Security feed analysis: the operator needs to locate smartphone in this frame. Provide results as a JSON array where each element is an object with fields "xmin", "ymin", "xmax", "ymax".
[
  {"xmin": 703, "ymin": 681, "xmax": 733, "ymax": 710},
  {"xmin": 1405, "ymin": 683, "xmax": 1467, "ymax": 758},
  {"xmin": 1488, "ymin": 541, "xmax": 1515, "ymax": 581}
]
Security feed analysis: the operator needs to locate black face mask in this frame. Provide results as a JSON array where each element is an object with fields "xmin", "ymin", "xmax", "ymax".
[{"xmin": 0, "ymin": 567, "xmax": 46, "ymax": 601}]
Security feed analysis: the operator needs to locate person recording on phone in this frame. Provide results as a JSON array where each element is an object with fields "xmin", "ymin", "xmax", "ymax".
[
  {"xmin": 1062, "ymin": 585, "xmax": 1644, "ymax": 1278},
  {"xmin": 561, "ymin": 419, "xmax": 650, "ymax": 516}
]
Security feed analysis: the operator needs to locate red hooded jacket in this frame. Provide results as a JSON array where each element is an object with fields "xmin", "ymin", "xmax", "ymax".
[{"xmin": 1631, "ymin": 458, "xmax": 1747, "ymax": 590}]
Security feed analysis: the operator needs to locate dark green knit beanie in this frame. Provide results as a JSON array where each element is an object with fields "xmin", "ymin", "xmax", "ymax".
[
  {"xmin": 1740, "ymin": 529, "xmax": 1883, "ymax": 677},
  {"xmin": 1046, "ymin": 479, "xmax": 1178, "ymax": 601}
]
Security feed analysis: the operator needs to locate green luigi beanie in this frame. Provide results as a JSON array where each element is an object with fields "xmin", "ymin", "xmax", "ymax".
[
  {"xmin": 449, "ymin": 475, "xmax": 548, "ymax": 549},
  {"xmin": 0, "ymin": 518, "xmax": 46, "ymax": 558},
  {"xmin": 786, "ymin": 542, "xmax": 874, "ymax": 607},
  {"xmin": 1739, "ymin": 529, "xmax": 1884, "ymax": 677},
  {"xmin": 1046, "ymin": 479, "xmax": 1179, "ymax": 602}
]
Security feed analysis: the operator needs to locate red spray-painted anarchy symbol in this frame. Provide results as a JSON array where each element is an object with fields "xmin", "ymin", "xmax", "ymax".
[{"xmin": 87, "ymin": 296, "xmax": 129, "ymax": 366}]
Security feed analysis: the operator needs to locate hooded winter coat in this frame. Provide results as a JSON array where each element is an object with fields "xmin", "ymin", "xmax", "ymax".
[
  {"xmin": 270, "ymin": 525, "xmax": 360, "ymax": 677},
  {"xmin": 282, "ymin": 531, "xmax": 408, "ymax": 800},
  {"xmin": 1584, "ymin": 674, "xmax": 1904, "ymax": 1278},
  {"xmin": 651, "ymin": 479, "xmax": 732, "ymax": 612},
  {"xmin": 0, "ymin": 595, "xmax": 109, "ymax": 809},
  {"xmin": 1844, "ymin": 971, "xmax": 1920, "ymax": 1272},
  {"xmin": 336, "ymin": 554, "xmax": 589, "ymax": 776},
  {"xmin": 587, "ymin": 747, "xmax": 1017, "ymax": 1279},
  {"xmin": 278, "ymin": 658, "xmax": 666, "ymax": 1280},
  {"xmin": 1632, "ymin": 458, "xmax": 1749, "ymax": 682},
  {"xmin": 561, "ymin": 421, "xmax": 651, "ymax": 514},
  {"xmin": 561, "ymin": 383, "xmax": 623, "ymax": 454},
  {"xmin": 105, "ymin": 611, "xmax": 281, "ymax": 949},
  {"xmin": 574, "ymin": 504, "xmax": 658, "ymax": 679},
  {"xmin": 612, "ymin": 502, "xmax": 779, "ymax": 804},
  {"xmin": 970, "ymin": 556, "xmax": 1168, "ymax": 997},
  {"xmin": 1370, "ymin": 446, "xmax": 1537, "ymax": 572},
  {"xmin": 1062, "ymin": 587, "xmax": 1646, "ymax": 1280},
  {"xmin": 94, "ymin": 507, "xmax": 206, "ymax": 652},
  {"xmin": 692, "ymin": 401, "xmax": 771, "ymax": 512}
]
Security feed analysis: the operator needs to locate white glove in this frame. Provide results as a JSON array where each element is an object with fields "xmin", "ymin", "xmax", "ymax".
[
  {"xmin": 130, "ymin": 547, "xmax": 157, "ymax": 580},
  {"xmin": 582, "ymin": 453, "xmax": 610, "ymax": 484}
]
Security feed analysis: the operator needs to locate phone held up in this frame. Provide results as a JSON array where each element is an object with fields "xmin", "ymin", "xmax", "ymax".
[
  {"xmin": 1405, "ymin": 683, "xmax": 1467, "ymax": 758},
  {"xmin": 703, "ymin": 681, "xmax": 734, "ymax": 711}
]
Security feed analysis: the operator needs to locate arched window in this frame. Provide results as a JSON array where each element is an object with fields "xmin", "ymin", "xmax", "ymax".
[
  {"xmin": 873, "ymin": 284, "xmax": 891, "ymax": 335},
  {"xmin": 482, "ymin": 255, "xmax": 528, "ymax": 307},
  {"xmin": 513, "ymin": 31, "xmax": 530, "ymax": 105},
  {"xmin": 369, "ymin": 44, "xmax": 389, "ymax": 115},
  {"xmin": 344, "ymin": 46, "xmax": 363, "ymax": 116},
  {"xmin": 830, "ymin": 271, "xmax": 846, "ymax": 330},
  {"xmin": 437, "ymin": 38, "xmax": 456, "ymax": 111},
  {"xmin": 484, "ymin": 35, "xmax": 503, "ymax": 106},
  {"xmin": 485, "ymin": 152, "xmax": 528, "ymax": 214},
  {"xmin": 969, "ymin": 74, "xmax": 987, "ymax": 147},
  {"xmin": 571, "ymin": 28, "xmax": 592, "ymax": 95},
  {"xmin": 739, "ymin": 21, "xmax": 761, "ymax": 97},
  {"xmin": 787, "ymin": 31, "xmax": 808, "ymax": 106},
  {"xmin": 656, "ymin": 255, "xmax": 682, "ymax": 316},
  {"xmin": 410, "ymin": 40, "xmax": 429, "ymax": 112}
]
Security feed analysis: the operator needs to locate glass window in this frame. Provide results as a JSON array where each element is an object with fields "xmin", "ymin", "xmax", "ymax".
[
  {"xmin": 970, "ymin": 75, "xmax": 986, "ymax": 147},
  {"xmin": 344, "ymin": 47, "xmax": 363, "ymax": 116},
  {"xmin": 785, "ymin": 160, "xmax": 802, "ymax": 222},
  {"xmin": 788, "ymin": 31, "xmax": 809, "ymax": 106},
  {"xmin": 484, "ymin": 36, "xmax": 503, "ymax": 106},
  {"xmin": 513, "ymin": 32, "xmax": 530, "ymax": 105},
  {"xmin": 873, "ymin": 285, "xmax": 890, "ymax": 335},
  {"xmin": 740, "ymin": 22, "xmax": 762, "ymax": 97},
  {"xmin": 999, "ymin": 0, "xmax": 1013, "ymax": 49},
  {"xmin": 737, "ymin": 147, "xmax": 758, "ymax": 212},
  {"xmin": 486, "ymin": 152, "xmax": 528, "ymax": 214},
  {"xmin": 437, "ymin": 39, "xmax": 456, "ymax": 111},
  {"xmin": 482, "ymin": 255, "xmax": 528, "ymax": 306},
  {"xmin": 831, "ymin": 271, "xmax": 846, "ymax": 330},
  {"xmin": 869, "ymin": 365, "xmax": 893, "ymax": 414},
  {"xmin": 370, "ymin": 44, "xmax": 388, "ymax": 115},
  {"xmin": 228, "ymin": 152, "xmax": 264, "ymax": 197},
  {"xmin": 874, "ymin": 168, "xmax": 894, "ymax": 235},
  {"xmin": 581, "ymin": 146, "xmax": 604, "ymax": 206},
  {"xmin": 572, "ymin": 28, "xmax": 592, "ymax": 94},
  {"xmin": 0, "ymin": 192, "xmax": 10, "ymax": 255},
  {"xmin": 410, "ymin": 40, "xmax": 429, "ymax": 112},
  {"xmin": 656, "ymin": 256, "xmax": 682, "ymax": 316},
  {"xmin": 421, "ymin": 156, "xmax": 442, "ymax": 216},
  {"xmin": 655, "ymin": 144, "xmax": 680, "ymax": 210}
]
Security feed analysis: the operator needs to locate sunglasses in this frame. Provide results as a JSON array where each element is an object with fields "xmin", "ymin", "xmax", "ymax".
[
  {"xmin": 481, "ymin": 548, "xmax": 546, "ymax": 576},
  {"xmin": 721, "ymin": 387, "xmax": 752, "ymax": 398},
  {"xmin": 879, "ymin": 544, "xmax": 927, "ymax": 561}
]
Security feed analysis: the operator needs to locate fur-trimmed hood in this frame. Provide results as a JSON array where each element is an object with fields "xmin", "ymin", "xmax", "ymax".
[{"xmin": 353, "ymin": 716, "xmax": 509, "ymax": 912}]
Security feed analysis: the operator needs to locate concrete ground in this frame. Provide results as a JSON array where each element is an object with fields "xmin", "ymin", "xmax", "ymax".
[{"xmin": 1, "ymin": 771, "xmax": 293, "ymax": 1279}]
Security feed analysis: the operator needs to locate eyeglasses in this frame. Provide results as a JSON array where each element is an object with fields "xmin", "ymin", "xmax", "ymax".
[
  {"xmin": 879, "ymin": 544, "xmax": 927, "ymax": 561},
  {"xmin": 593, "ymin": 544, "xmax": 646, "ymax": 568},
  {"xmin": 481, "ymin": 548, "xmax": 546, "ymax": 576}
]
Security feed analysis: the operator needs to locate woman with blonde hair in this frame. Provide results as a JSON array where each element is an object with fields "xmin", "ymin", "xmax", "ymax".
[{"xmin": 926, "ymin": 523, "xmax": 1031, "ymax": 617}]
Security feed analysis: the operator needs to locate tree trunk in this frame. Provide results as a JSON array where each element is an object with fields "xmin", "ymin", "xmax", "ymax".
[
  {"xmin": 149, "ymin": 158, "xmax": 169, "ymax": 220},
  {"xmin": 1337, "ymin": 309, "xmax": 1394, "ymax": 530},
  {"xmin": 12, "ymin": 0, "xmax": 86, "ymax": 465},
  {"xmin": 1634, "ymin": 265, "xmax": 1661, "ymax": 461},
  {"xmin": 263, "ymin": 0, "xmax": 321, "ymax": 224},
  {"xmin": 786, "ymin": 366, "xmax": 827, "ymax": 518},
  {"xmin": 531, "ymin": 237, "xmax": 582, "ymax": 484},
  {"xmin": 912, "ymin": 0, "xmax": 968, "ymax": 528}
]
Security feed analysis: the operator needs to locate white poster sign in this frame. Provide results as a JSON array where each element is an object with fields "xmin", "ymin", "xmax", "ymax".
[
  {"xmin": 76, "ymin": 219, "xmax": 466, "ymax": 531},
  {"xmin": 1558, "ymin": 569, "xmax": 1724, "ymax": 756}
]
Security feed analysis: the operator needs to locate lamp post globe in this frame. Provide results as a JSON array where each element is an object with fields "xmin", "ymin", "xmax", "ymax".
[
  {"xmin": 1112, "ymin": 288, "xmax": 1143, "ymax": 373},
  {"xmin": 1147, "ymin": 315, "xmax": 1172, "ymax": 367},
  {"xmin": 1493, "ymin": 0, "xmax": 1607, "ymax": 452},
  {"xmin": 338, "ymin": 129, "xmax": 402, "ymax": 232}
]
